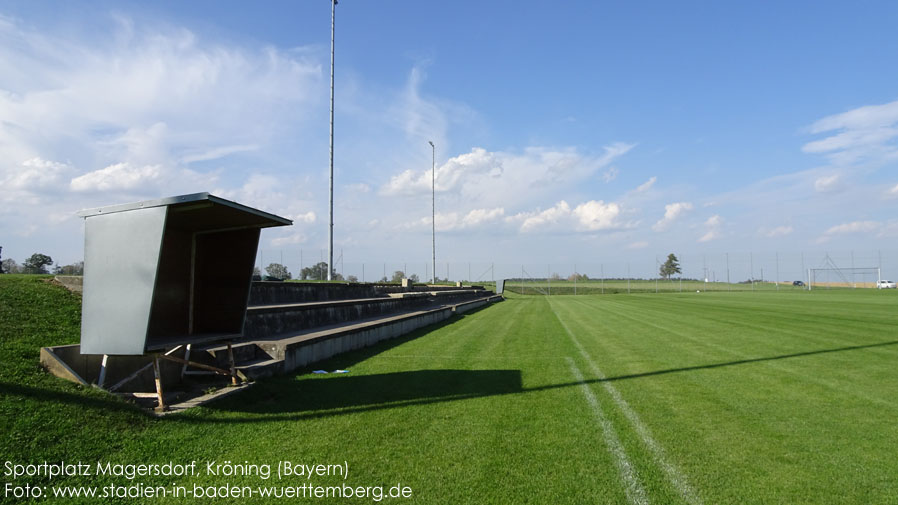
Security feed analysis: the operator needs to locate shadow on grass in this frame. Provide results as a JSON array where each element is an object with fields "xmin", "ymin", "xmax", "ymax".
[
  {"xmin": 207, "ymin": 369, "xmax": 523, "ymax": 415},
  {"xmin": 179, "ymin": 337, "xmax": 898, "ymax": 424},
  {"xmin": 1, "ymin": 381, "xmax": 154, "ymax": 417}
]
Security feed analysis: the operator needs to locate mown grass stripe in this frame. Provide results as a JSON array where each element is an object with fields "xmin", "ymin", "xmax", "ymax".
[
  {"xmin": 566, "ymin": 357, "xmax": 649, "ymax": 505},
  {"xmin": 552, "ymin": 299, "xmax": 703, "ymax": 505},
  {"xmin": 578, "ymin": 295, "xmax": 898, "ymax": 411}
]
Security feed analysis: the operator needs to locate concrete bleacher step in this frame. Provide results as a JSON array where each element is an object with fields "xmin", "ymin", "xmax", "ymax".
[
  {"xmin": 193, "ymin": 282, "xmax": 503, "ymax": 380},
  {"xmin": 199, "ymin": 292, "xmax": 503, "ymax": 380},
  {"xmin": 243, "ymin": 289, "xmax": 490, "ymax": 340}
]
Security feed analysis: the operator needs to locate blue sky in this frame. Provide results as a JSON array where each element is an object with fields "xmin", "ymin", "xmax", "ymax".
[{"xmin": 1, "ymin": 1, "xmax": 897, "ymax": 278}]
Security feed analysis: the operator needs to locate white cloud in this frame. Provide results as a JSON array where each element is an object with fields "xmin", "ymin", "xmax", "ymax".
[
  {"xmin": 823, "ymin": 221, "xmax": 880, "ymax": 235},
  {"xmin": 760, "ymin": 225, "xmax": 793, "ymax": 238},
  {"xmin": 803, "ymin": 99, "xmax": 898, "ymax": 165},
  {"xmin": 809, "ymin": 100, "xmax": 898, "ymax": 133},
  {"xmin": 602, "ymin": 166, "xmax": 619, "ymax": 182},
  {"xmin": 571, "ymin": 200, "xmax": 622, "ymax": 231},
  {"xmin": 394, "ymin": 65, "xmax": 449, "ymax": 146},
  {"xmin": 461, "ymin": 207, "xmax": 505, "ymax": 228},
  {"xmin": 0, "ymin": 14, "xmax": 322, "ymax": 222},
  {"xmin": 289, "ymin": 211, "xmax": 316, "ymax": 224},
  {"xmin": 515, "ymin": 201, "xmax": 572, "ymax": 233},
  {"xmin": 652, "ymin": 202, "xmax": 693, "ymax": 231},
  {"xmin": 813, "ymin": 174, "xmax": 843, "ymax": 193},
  {"xmin": 698, "ymin": 215, "xmax": 722, "ymax": 242},
  {"xmin": 816, "ymin": 220, "xmax": 882, "ymax": 244},
  {"xmin": 507, "ymin": 199, "xmax": 628, "ymax": 234},
  {"xmin": 380, "ymin": 144, "xmax": 634, "ymax": 210},
  {"xmin": 381, "ymin": 147, "xmax": 502, "ymax": 196},
  {"xmin": 271, "ymin": 232, "xmax": 308, "ymax": 246},
  {"xmin": 635, "ymin": 177, "xmax": 657, "ymax": 193},
  {"xmin": 628, "ymin": 241, "xmax": 649, "ymax": 249},
  {"xmin": 888, "ymin": 183, "xmax": 898, "ymax": 198},
  {"xmin": 400, "ymin": 207, "xmax": 505, "ymax": 232},
  {"xmin": 2, "ymin": 157, "xmax": 73, "ymax": 192},
  {"xmin": 70, "ymin": 162, "xmax": 162, "ymax": 192},
  {"xmin": 180, "ymin": 144, "xmax": 259, "ymax": 164},
  {"xmin": 877, "ymin": 220, "xmax": 898, "ymax": 238}
]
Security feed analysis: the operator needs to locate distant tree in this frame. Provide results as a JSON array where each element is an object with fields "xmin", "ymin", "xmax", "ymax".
[
  {"xmin": 265, "ymin": 263, "xmax": 291, "ymax": 280},
  {"xmin": 408, "ymin": 273, "xmax": 420, "ymax": 283},
  {"xmin": 389, "ymin": 270, "xmax": 406, "ymax": 283},
  {"xmin": 377, "ymin": 276, "xmax": 388, "ymax": 283},
  {"xmin": 0, "ymin": 246, "xmax": 3, "ymax": 273},
  {"xmin": 23, "ymin": 253, "xmax": 53, "ymax": 274},
  {"xmin": 347, "ymin": 275, "xmax": 358, "ymax": 283},
  {"xmin": 568, "ymin": 273, "xmax": 589, "ymax": 282},
  {"xmin": 252, "ymin": 266, "xmax": 261, "ymax": 278},
  {"xmin": 659, "ymin": 253, "xmax": 682, "ymax": 280},
  {"xmin": 1, "ymin": 258, "xmax": 17, "ymax": 274},
  {"xmin": 52, "ymin": 262, "xmax": 83, "ymax": 275},
  {"xmin": 300, "ymin": 262, "xmax": 342, "ymax": 280},
  {"xmin": 549, "ymin": 272, "xmax": 561, "ymax": 280}
]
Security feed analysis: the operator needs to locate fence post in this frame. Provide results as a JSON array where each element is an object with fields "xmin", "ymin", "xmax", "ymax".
[
  {"xmin": 726, "ymin": 252, "xmax": 730, "ymax": 292},
  {"xmin": 750, "ymin": 252, "xmax": 754, "ymax": 291}
]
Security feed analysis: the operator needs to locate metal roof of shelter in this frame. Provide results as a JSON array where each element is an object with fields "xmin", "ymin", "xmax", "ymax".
[
  {"xmin": 78, "ymin": 193, "xmax": 292, "ymax": 355},
  {"xmin": 76, "ymin": 192, "xmax": 291, "ymax": 228}
]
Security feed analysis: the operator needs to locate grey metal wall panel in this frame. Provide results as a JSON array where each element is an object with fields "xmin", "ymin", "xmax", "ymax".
[{"xmin": 80, "ymin": 206, "xmax": 167, "ymax": 355}]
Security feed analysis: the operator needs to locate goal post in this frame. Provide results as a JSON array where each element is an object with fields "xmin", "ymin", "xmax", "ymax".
[{"xmin": 808, "ymin": 267, "xmax": 881, "ymax": 290}]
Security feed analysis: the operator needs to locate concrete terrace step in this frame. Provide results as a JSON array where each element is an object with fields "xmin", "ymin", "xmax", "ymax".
[
  {"xmin": 219, "ymin": 294, "xmax": 502, "ymax": 379},
  {"xmin": 243, "ymin": 289, "xmax": 490, "ymax": 340},
  {"xmin": 248, "ymin": 281, "xmax": 487, "ymax": 305}
]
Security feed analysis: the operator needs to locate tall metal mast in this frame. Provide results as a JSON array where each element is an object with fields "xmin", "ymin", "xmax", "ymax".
[{"xmin": 327, "ymin": 0, "xmax": 337, "ymax": 281}]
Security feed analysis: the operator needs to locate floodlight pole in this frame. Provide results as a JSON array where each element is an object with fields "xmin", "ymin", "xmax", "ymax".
[
  {"xmin": 327, "ymin": 0, "xmax": 337, "ymax": 281},
  {"xmin": 429, "ymin": 141, "xmax": 436, "ymax": 284}
]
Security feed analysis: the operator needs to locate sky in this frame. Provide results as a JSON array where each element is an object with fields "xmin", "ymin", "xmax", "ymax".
[{"xmin": 1, "ymin": 1, "xmax": 897, "ymax": 279}]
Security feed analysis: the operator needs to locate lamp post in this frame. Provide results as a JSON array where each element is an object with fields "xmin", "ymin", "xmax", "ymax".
[
  {"xmin": 429, "ymin": 141, "xmax": 435, "ymax": 284},
  {"xmin": 327, "ymin": 0, "xmax": 337, "ymax": 281}
]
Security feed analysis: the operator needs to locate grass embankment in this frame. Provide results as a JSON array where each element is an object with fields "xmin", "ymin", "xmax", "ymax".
[{"xmin": 1, "ymin": 275, "xmax": 897, "ymax": 503}]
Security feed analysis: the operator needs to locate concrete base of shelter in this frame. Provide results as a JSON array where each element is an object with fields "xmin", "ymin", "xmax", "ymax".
[{"xmin": 41, "ymin": 291, "xmax": 502, "ymax": 412}]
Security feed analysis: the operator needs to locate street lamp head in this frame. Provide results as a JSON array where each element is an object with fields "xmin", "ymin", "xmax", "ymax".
[{"xmin": 428, "ymin": 141, "xmax": 434, "ymax": 148}]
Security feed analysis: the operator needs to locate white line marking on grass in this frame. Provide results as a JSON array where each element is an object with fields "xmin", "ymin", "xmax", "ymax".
[
  {"xmin": 554, "ymin": 301, "xmax": 704, "ymax": 505},
  {"xmin": 567, "ymin": 357, "xmax": 649, "ymax": 505}
]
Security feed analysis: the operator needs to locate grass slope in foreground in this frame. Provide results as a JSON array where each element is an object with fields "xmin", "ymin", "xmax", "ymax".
[{"xmin": 1, "ymin": 275, "xmax": 897, "ymax": 504}]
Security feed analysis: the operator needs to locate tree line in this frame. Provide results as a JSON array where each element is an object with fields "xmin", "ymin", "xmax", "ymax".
[
  {"xmin": 0, "ymin": 248, "xmax": 83, "ymax": 275},
  {"xmin": 260, "ymin": 260, "xmax": 424, "ymax": 284}
]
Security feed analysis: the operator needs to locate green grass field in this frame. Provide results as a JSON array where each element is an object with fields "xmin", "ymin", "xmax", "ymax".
[{"xmin": 2, "ymin": 275, "xmax": 897, "ymax": 504}]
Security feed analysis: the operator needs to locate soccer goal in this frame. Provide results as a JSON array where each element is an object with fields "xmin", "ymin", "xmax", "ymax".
[{"xmin": 807, "ymin": 267, "xmax": 881, "ymax": 290}]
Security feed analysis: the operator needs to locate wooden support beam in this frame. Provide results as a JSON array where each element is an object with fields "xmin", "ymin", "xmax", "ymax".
[
  {"xmin": 97, "ymin": 354, "xmax": 109, "ymax": 388},
  {"xmin": 180, "ymin": 344, "xmax": 192, "ymax": 379},
  {"xmin": 159, "ymin": 354, "xmax": 234, "ymax": 378},
  {"xmin": 107, "ymin": 345, "xmax": 183, "ymax": 393},
  {"xmin": 153, "ymin": 356, "xmax": 166, "ymax": 412},
  {"xmin": 227, "ymin": 342, "xmax": 238, "ymax": 386}
]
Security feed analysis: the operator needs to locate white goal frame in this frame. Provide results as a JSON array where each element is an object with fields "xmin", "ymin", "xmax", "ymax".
[{"xmin": 807, "ymin": 267, "xmax": 881, "ymax": 290}]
